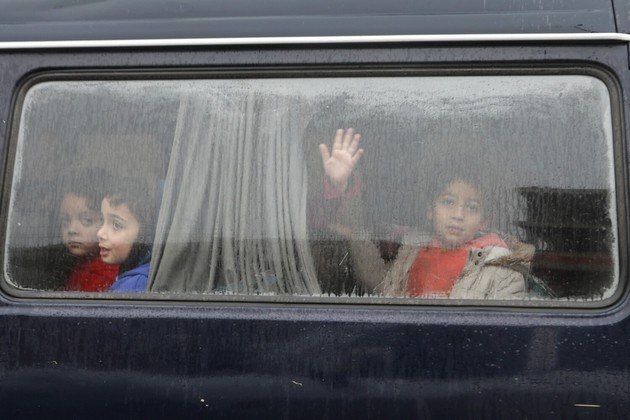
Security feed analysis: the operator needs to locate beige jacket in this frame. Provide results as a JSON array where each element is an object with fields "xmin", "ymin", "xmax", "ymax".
[{"xmin": 348, "ymin": 230, "xmax": 531, "ymax": 300}]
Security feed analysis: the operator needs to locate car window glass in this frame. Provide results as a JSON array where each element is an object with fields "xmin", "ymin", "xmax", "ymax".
[{"xmin": 5, "ymin": 75, "xmax": 618, "ymax": 303}]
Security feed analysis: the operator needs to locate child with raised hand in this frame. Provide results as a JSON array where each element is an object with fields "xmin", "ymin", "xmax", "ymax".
[
  {"xmin": 97, "ymin": 178, "xmax": 158, "ymax": 292},
  {"xmin": 320, "ymin": 128, "xmax": 528, "ymax": 299},
  {"xmin": 60, "ymin": 169, "xmax": 119, "ymax": 292}
]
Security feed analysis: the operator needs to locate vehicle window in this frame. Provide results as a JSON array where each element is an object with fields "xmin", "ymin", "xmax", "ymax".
[{"xmin": 4, "ymin": 74, "xmax": 619, "ymax": 303}]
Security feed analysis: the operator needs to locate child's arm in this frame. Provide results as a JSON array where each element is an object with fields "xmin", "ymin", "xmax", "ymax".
[
  {"xmin": 317, "ymin": 128, "xmax": 413, "ymax": 295},
  {"xmin": 309, "ymin": 128, "xmax": 364, "ymax": 229},
  {"xmin": 318, "ymin": 128, "xmax": 410, "ymax": 295},
  {"xmin": 318, "ymin": 129, "xmax": 384, "ymax": 293},
  {"xmin": 327, "ymin": 223, "xmax": 390, "ymax": 293}
]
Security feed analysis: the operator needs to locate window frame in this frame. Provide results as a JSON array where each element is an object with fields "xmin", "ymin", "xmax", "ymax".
[{"xmin": 1, "ymin": 63, "xmax": 626, "ymax": 310}]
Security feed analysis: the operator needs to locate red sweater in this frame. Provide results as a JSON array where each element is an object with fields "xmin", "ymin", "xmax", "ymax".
[
  {"xmin": 66, "ymin": 256, "xmax": 119, "ymax": 292},
  {"xmin": 407, "ymin": 233, "xmax": 507, "ymax": 298}
]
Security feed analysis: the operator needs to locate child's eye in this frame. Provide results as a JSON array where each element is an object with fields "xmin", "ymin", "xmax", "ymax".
[
  {"xmin": 61, "ymin": 216, "xmax": 71, "ymax": 227},
  {"xmin": 113, "ymin": 220, "xmax": 124, "ymax": 231},
  {"xmin": 80, "ymin": 216, "xmax": 95, "ymax": 227},
  {"xmin": 440, "ymin": 197, "xmax": 455, "ymax": 206},
  {"xmin": 466, "ymin": 202, "xmax": 480, "ymax": 213}
]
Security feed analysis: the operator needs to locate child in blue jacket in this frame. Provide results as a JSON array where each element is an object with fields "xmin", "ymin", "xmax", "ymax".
[{"xmin": 97, "ymin": 178, "xmax": 158, "ymax": 292}]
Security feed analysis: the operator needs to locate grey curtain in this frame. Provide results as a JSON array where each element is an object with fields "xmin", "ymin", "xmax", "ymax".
[{"xmin": 148, "ymin": 85, "xmax": 320, "ymax": 295}]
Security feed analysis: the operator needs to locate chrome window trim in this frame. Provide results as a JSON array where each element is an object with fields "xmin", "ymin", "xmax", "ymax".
[{"xmin": 0, "ymin": 33, "xmax": 629, "ymax": 50}]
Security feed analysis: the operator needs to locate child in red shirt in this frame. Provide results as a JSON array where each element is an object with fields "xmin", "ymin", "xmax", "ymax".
[
  {"xmin": 60, "ymin": 170, "xmax": 119, "ymax": 291},
  {"xmin": 405, "ymin": 178, "xmax": 507, "ymax": 297}
]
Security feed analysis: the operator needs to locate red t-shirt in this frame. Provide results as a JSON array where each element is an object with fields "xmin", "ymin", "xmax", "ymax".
[
  {"xmin": 407, "ymin": 233, "xmax": 507, "ymax": 298},
  {"xmin": 66, "ymin": 256, "xmax": 119, "ymax": 292}
]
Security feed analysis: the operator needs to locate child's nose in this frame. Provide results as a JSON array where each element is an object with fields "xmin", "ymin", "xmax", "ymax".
[
  {"xmin": 96, "ymin": 225, "xmax": 106, "ymax": 241},
  {"xmin": 451, "ymin": 205, "xmax": 465, "ymax": 220},
  {"xmin": 67, "ymin": 220, "xmax": 80, "ymax": 235}
]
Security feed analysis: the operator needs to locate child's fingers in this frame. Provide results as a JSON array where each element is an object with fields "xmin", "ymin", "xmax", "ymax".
[
  {"xmin": 348, "ymin": 133, "xmax": 361, "ymax": 155},
  {"xmin": 319, "ymin": 143, "xmax": 331, "ymax": 163},
  {"xmin": 342, "ymin": 127, "xmax": 355, "ymax": 149},
  {"xmin": 332, "ymin": 128, "xmax": 343, "ymax": 151},
  {"xmin": 350, "ymin": 148, "xmax": 364, "ymax": 166}
]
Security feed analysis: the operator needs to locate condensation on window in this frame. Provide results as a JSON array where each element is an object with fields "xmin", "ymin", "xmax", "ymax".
[{"xmin": 4, "ymin": 75, "xmax": 619, "ymax": 303}]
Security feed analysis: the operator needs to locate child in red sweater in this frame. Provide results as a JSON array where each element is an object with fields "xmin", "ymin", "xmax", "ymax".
[
  {"xmin": 60, "ymin": 170, "xmax": 119, "ymax": 291},
  {"xmin": 404, "ymin": 179, "xmax": 507, "ymax": 297}
]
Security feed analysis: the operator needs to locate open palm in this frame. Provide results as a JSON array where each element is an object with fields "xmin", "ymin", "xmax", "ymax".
[{"xmin": 319, "ymin": 128, "xmax": 364, "ymax": 192}]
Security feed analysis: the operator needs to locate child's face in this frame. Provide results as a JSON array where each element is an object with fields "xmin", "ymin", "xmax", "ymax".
[
  {"xmin": 60, "ymin": 193, "xmax": 101, "ymax": 258},
  {"xmin": 429, "ymin": 180, "xmax": 486, "ymax": 249},
  {"xmin": 97, "ymin": 198, "xmax": 140, "ymax": 265}
]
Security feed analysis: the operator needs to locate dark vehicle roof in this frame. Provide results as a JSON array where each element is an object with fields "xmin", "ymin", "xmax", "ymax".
[{"xmin": 0, "ymin": 0, "xmax": 619, "ymax": 42}]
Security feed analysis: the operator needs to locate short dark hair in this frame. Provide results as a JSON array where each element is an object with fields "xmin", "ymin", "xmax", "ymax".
[
  {"xmin": 104, "ymin": 177, "xmax": 160, "ymax": 244},
  {"xmin": 425, "ymin": 167, "xmax": 487, "ymax": 217},
  {"xmin": 59, "ymin": 167, "xmax": 113, "ymax": 211}
]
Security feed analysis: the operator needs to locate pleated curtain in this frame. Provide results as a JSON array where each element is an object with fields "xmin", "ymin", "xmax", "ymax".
[{"xmin": 148, "ymin": 84, "xmax": 321, "ymax": 295}]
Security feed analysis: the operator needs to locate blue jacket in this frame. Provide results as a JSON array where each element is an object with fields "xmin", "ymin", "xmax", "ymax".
[{"xmin": 109, "ymin": 262, "xmax": 150, "ymax": 292}]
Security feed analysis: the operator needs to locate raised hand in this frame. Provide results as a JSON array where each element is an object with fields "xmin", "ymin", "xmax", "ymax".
[{"xmin": 319, "ymin": 128, "xmax": 364, "ymax": 192}]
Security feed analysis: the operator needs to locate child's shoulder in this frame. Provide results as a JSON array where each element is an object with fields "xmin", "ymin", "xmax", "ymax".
[
  {"xmin": 470, "ymin": 232, "xmax": 508, "ymax": 249},
  {"xmin": 109, "ymin": 262, "xmax": 149, "ymax": 292}
]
